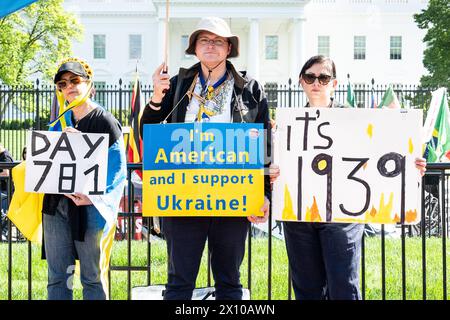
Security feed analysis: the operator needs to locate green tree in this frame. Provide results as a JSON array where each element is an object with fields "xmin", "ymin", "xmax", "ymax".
[
  {"xmin": 0, "ymin": 0, "xmax": 83, "ymax": 123},
  {"xmin": 414, "ymin": 0, "xmax": 450, "ymax": 91}
]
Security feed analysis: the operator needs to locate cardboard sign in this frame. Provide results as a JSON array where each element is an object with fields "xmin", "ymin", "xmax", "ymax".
[
  {"xmin": 142, "ymin": 123, "xmax": 265, "ymax": 217},
  {"xmin": 272, "ymin": 108, "xmax": 423, "ymax": 224},
  {"xmin": 25, "ymin": 130, "xmax": 109, "ymax": 195}
]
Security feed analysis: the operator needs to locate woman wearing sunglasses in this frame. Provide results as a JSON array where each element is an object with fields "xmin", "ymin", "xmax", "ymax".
[
  {"xmin": 40, "ymin": 58, "xmax": 126, "ymax": 300},
  {"xmin": 269, "ymin": 55, "xmax": 426, "ymax": 300}
]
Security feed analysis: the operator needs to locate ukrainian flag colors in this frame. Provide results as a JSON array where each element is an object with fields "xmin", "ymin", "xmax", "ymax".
[
  {"xmin": 426, "ymin": 89, "xmax": 450, "ymax": 162},
  {"xmin": 0, "ymin": 0, "xmax": 38, "ymax": 18}
]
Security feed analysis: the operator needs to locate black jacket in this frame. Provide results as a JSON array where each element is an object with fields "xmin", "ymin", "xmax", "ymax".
[
  {"xmin": 140, "ymin": 61, "xmax": 272, "ymax": 198},
  {"xmin": 0, "ymin": 149, "xmax": 14, "ymax": 192}
]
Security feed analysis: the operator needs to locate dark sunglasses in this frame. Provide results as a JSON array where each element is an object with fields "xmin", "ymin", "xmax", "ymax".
[
  {"xmin": 301, "ymin": 73, "xmax": 333, "ymax": 85},
  {"xmin": 56, "ymin": 76, "xmax": 87, "ymax": 90}
]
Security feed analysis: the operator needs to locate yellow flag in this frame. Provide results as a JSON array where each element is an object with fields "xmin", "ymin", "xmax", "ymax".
[{"xmin": 7, "ymin": 161, "xmax": 44, "ymax": 243}]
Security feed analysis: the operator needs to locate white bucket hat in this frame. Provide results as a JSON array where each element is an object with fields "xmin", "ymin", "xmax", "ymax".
[{"xmin": 185, "ymin": 17, "xmax": 239, "ymax": 58}]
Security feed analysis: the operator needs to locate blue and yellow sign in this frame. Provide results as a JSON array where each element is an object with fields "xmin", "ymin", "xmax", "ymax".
[{"xmin": 142, "ymin": 123, "xmax": 265, "ymax": 217}]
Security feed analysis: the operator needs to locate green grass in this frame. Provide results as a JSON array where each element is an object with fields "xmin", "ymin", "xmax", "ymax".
[
  {"xmin": 362, "ymin": 237, "xmax": 449, "ymax": 300},
  {"xmin": 0, "ymin": 129, "xmax": 27, "ymax": 160},
  {"xmin": 1, "ymin": 237, "xmax": 449, "ymax": 300}
]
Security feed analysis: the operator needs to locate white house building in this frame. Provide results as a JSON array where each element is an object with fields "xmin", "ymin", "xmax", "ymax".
[{"xmin": 63, "ymin": 0, "xmax": 429, "ymax": 87}]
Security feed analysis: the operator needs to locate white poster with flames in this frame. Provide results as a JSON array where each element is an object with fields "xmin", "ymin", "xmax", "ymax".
[{"xmin": 272, "ymin": 108, "xmax": 423, "ymax": 224}]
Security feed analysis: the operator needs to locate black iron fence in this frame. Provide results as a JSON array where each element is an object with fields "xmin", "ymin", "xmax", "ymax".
[
  {"xmin": 0, "ymin": 161, "xmax": 449, "ymax": 300},
  {"xmin": 0, "ymin": 80, "xmax": 434, "ymax": 160}
]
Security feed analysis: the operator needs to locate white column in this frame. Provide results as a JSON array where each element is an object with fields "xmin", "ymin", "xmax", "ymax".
[
  {"xmin": 247, "ymin": 18, "xmax": 260, "ymax": 80},
  {"xmin": 289, "ymin": 17, "xmax": 306, "ymax": 82}
]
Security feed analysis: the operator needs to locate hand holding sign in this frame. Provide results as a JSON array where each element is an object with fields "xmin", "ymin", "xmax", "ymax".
[
  {"xmin": 247, "ymin": 196, "xmax": 270, "ymax": 224},
  {"xmin": 63, "ymin": 126, "xmax": 80, "ymax": 133},
  {"xmin": 65, "ymin": 192, "xmax": 92, "ymax": 206},
  {"xmin": 415, "ymin": 157, "xmax": 427, "ymax": 176},
  {"xmin": 151, "ymin": 62, "xmax": 171, "ymax": 104},
  {"xmin": 269, "ymin": 164, "xmax": 280, "ymax": 184}
]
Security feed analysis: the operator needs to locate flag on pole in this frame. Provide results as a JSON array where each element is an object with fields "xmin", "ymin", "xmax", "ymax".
[
  {"xmin": 370, "ymin": 87, "xmax": 377, "ymax": 109},
  {"xmin": 345, "ymin": 75, "xmax": 356, "ymax": 108},
  {"xmin": 424, "ymin": 89, "xmax": 450, "ymax": 162},
  {"xmin": 378, "ymin": 85, "xmax": 401, "ymax": 109},
  {"xmin": 6, "ymin": 162, "xmax": 43, "ymax": 242},
  {"xmin": 0, "ymin": 0, "xmax": 38, "ymax": 18},
  {"xmin": 126, "ymin": 73, "xmax": 143, "ymax": 178},
  {"xmin": 49, "ymin": 92, "xmax": 59, "ymax": 123}
]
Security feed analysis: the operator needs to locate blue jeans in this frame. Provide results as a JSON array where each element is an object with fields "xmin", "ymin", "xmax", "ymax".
[
  {"xmin": 43, "ymin": 197, "xmax": 106, "ymax": 300},
  {"xmin": 283, "ymin": 222, "xmax": 364, "ymax": 300},
  {"xmin": 162, "ymin": 217, "xmax": 249, "ymax": 300}
]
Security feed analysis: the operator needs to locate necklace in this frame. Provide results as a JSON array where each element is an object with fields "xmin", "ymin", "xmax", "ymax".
[{"xmin": 73, "ymin": 106, "xmax": 95, "ymax": 128}]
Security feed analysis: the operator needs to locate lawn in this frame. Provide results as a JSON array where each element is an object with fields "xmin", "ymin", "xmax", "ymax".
[
  {"xmin": 0, "ymin": 237, "xmax": 449, "ymax": 300},
  {"xmin": 0, "ymin": 129, "xmax": 28, "ymax": 160}
]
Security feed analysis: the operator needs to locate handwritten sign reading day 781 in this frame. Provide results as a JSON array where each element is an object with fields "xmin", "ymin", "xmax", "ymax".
[{"xmin": 25, "ymin": 130, "xmax": 109, "ymax": 195}]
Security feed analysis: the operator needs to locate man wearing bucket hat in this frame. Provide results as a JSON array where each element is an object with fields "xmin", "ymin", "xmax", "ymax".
[
  {"xmin": 38, "ymin": 58, "xmax": 126, "ymax": 299},
  {"xmin": 140, "ymin": 17, "xmax": 271, "ymax": 300}
]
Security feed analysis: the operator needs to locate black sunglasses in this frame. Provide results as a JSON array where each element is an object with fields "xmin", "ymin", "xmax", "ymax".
[
  {"xmin": 56, "ymin": 76, "xmax": 87, "ymax": 90},
  {"xmin": 301, "ymin": 73, "xmax": 333, "ymax": 85}
]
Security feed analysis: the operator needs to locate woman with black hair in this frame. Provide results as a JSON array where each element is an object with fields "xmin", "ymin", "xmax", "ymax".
[{"xmin": 270, "ymin": 55, "xmax": 426, "ymax": 300}]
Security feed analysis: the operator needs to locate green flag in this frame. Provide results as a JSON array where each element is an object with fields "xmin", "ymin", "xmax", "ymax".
[
  {"xmin": 345, "ymin": 81, "xmax": 356, "ymax": 108},
  {"xmin": 378, "ymin": 85, "xmax": 401, "ymax": 109},
  {"xmin": 426, "ymin": 90, "xmax": 450, "ymax": 162}
]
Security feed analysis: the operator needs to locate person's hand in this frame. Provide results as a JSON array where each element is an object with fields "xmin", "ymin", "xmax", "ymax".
[
  {"xmin": 65, "ymin": 192, "xmax": 92, "ymax": 206},
  {"xmin": 63, "ymin": 127, "xmax": 80, "ymax": 133},
  {"xmin": 269, "ymin": 164, "xmax": 280, "ymax": 184},
  {"xmin": 415, "ymin": 157, "xmax": 427, "ymax": 177},
  {"xmin": 151, "ymin": 62, "xmax": 170, "ymax": 103},
  {"xmin": 248, "ymin": 196, "xmax": 270, "ymax": 224}
]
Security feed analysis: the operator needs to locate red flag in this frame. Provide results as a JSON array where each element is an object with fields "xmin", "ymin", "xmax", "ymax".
[{"xmin": 126, "ymin": 76, "xmax": 143, "ymax": 178}]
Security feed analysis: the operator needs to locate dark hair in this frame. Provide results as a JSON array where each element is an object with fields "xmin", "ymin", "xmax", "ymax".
[{"xmin": 299, "ymin": 55, "xmax": 336, "ymax": 79}]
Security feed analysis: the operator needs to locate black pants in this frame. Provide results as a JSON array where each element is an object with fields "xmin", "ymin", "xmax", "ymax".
[
  {"xmin": 162, "ymin": 216, "xmax": 249, "ymax": 300},
  {"xmin": 283, "ymin": 222, "xmax": 364, "ymax": 300}
]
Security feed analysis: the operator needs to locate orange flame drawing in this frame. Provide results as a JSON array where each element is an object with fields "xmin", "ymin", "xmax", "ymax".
[
  {"xmin": 305, "ymin": 196, "xmax": 322, "ymax": 222},
  {"xmin": 405, "ymin": 210, "xmax": 417, "ymax": 223}
]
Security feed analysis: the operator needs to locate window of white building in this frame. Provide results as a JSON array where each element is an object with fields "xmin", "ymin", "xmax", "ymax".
[
  {"xmin": 318, "ymin": 36, "xmax": 330, "ymax": 57},
  {"xmin": 129, "ymin": 34, "xmax": 142, "ymax": 60},
  {"xmin": 181, "ymin": 35, "xmax": 192, "ymax": 59},
  {"xmin": 93, "ymin": 34, "xmax": 106, "ymax": 59},
  {"xmin": 354, "ymin": 82, "xmax": 367, "ymax": 108},
  {"xmin": 93, "ymin": 81, "xmax": 106, "ymax": 106},
  {"xmin": 265, "ymin": 35, "xmax": 279, "ymax": 60},
  {"xmin": 354, "ymin": 36, "xmax": 366, "ymax": 60},
  {"xmin": 390, "ymin": 36, "xmax": 402, "ymax": 60}
]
